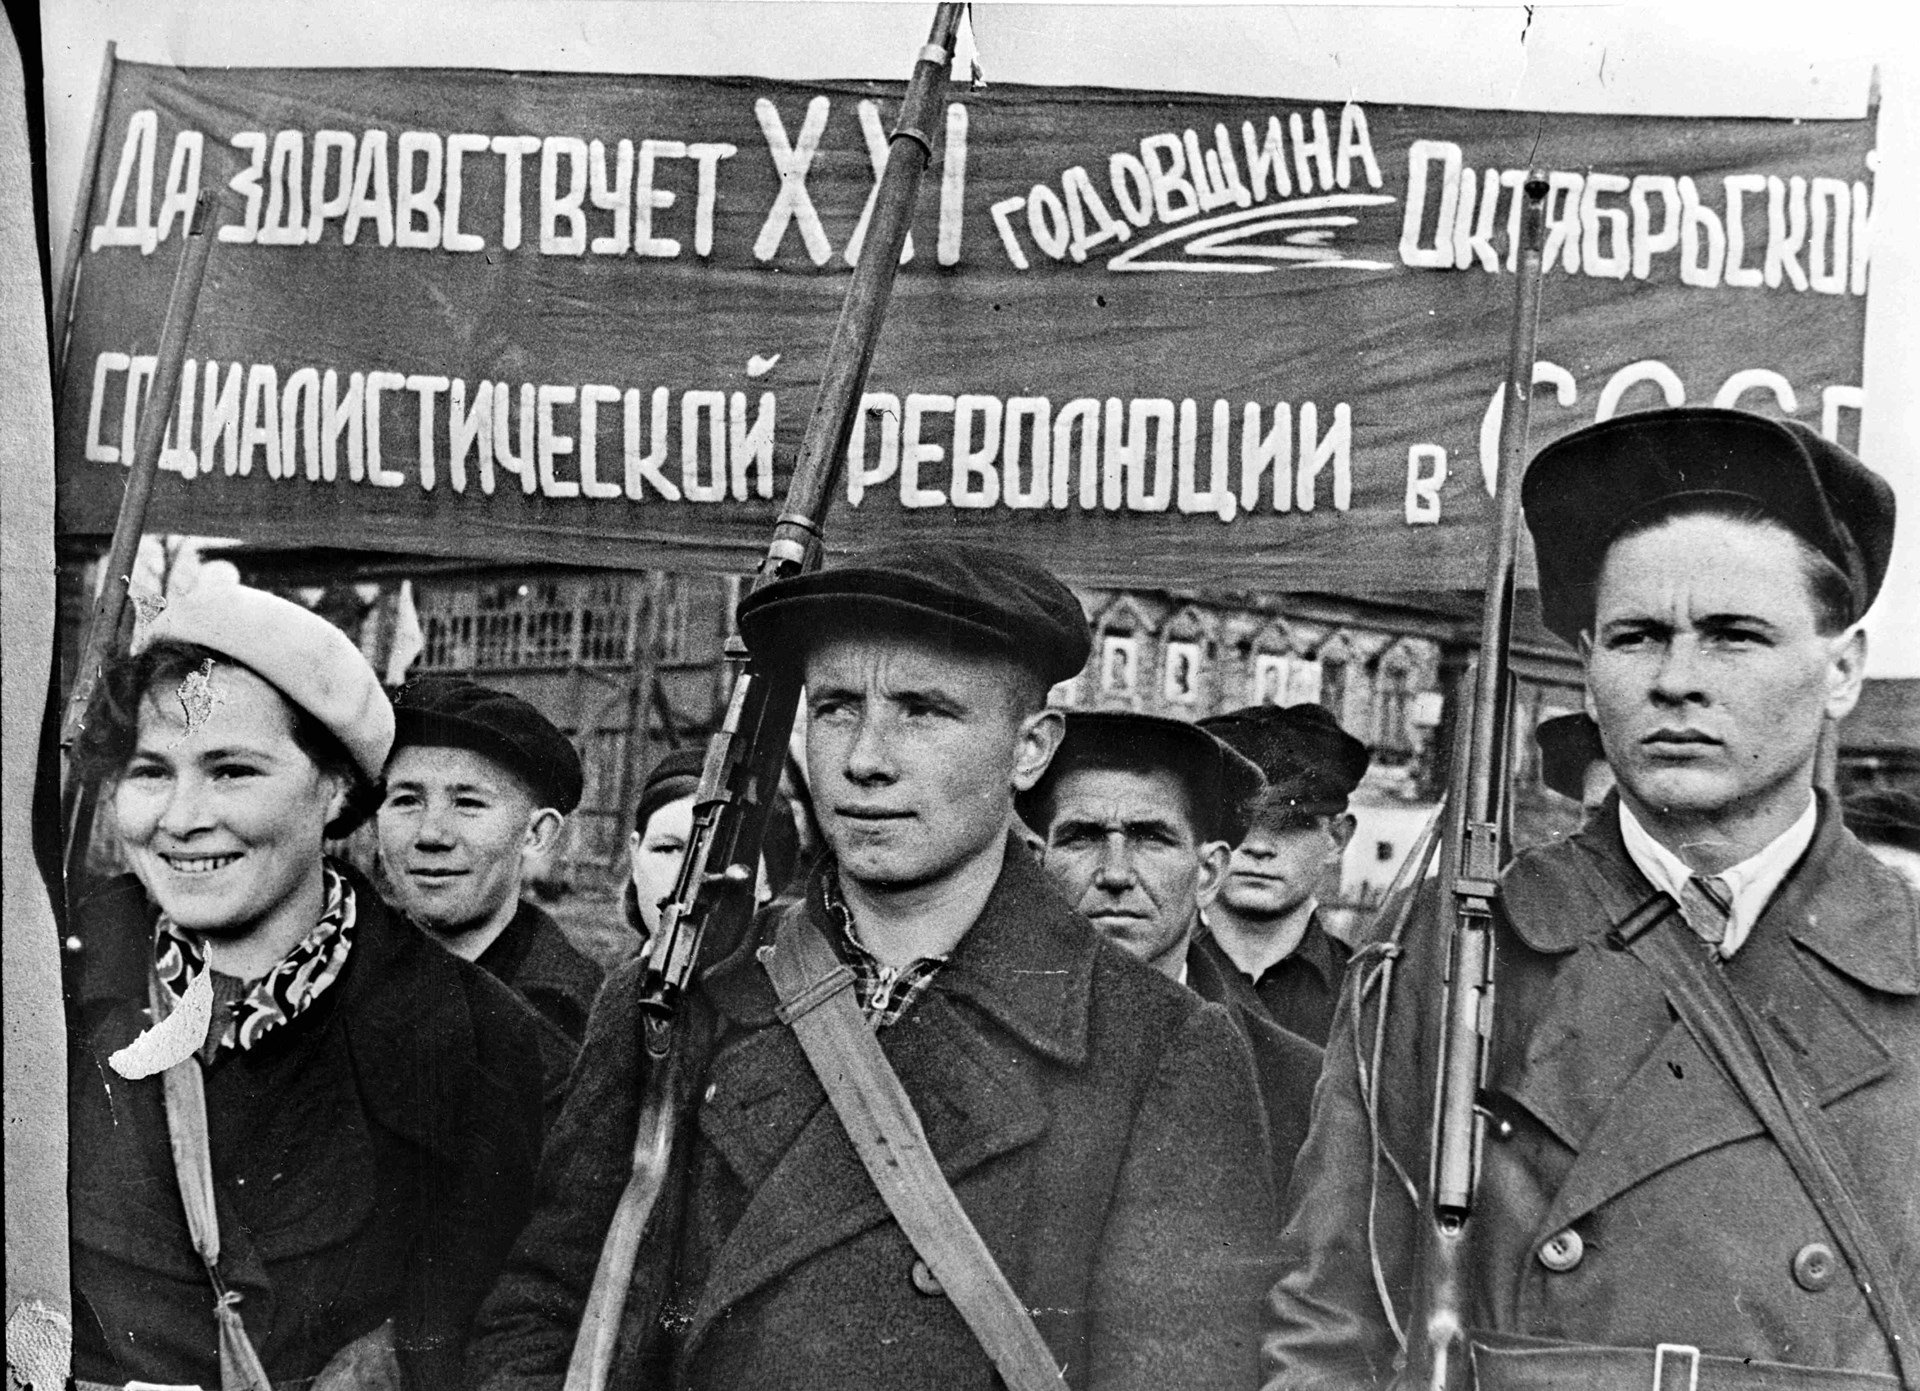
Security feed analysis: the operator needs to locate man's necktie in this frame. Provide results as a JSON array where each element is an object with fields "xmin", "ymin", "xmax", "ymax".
[{"xmin": 1678, "ymin": 874, "xmax": 1733, "ymax": 949}]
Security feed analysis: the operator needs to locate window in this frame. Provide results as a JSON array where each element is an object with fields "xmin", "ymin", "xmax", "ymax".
[
  {"xmin": 1256, "ymin": 653, "xmax": 1321, "ymax": 707},
  {"xmin": 1100, "ymin": 635, "xmax": 1139, "ymax": 695},
  {"xmin": 1163, "ymin": 641, "xmax": 1202, "ymax": 704}
]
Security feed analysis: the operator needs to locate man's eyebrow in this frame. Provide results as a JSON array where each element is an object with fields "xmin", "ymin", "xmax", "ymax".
[{"xmin": 1695, "ymin": 611, "xmax": 1780, "ymax": 632}]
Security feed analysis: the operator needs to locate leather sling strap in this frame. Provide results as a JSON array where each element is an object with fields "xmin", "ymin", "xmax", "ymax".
[
  {"xmin": 759, "ymin": 908, "xmax": 1068, "ymax": 1391},
  {"xmin": 1612, "ymin": 901, "xmax": 1920, "ymax": 1390},
  {"xmin": 148, "ymin": 967, "xmax": 275, "ymax": 1391}
]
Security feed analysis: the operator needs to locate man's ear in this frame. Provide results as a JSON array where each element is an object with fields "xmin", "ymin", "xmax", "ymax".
[
  {"xmin": 1824, "ymin": 626, "xmax": 1868, "ymax": 723},
  {"xmin": 1011, "ymin": 707, "xmax": 1066, "ymax": 793},
  {"xmin": 524, "ymin": 807, "xmax": 566, "ymax": 859},
  {"xmin": 1195, "ymin": 840, "xmax": 1230, "ymax": 910},
  {"xmin": 1327, "ymin": 812, "xmax": 1357, "ymax": 857}
]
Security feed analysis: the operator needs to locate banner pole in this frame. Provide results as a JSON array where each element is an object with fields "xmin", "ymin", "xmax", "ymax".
[
  {"xmin": 50, "ymin": 40, "xmax": 117, "ymax": 391},
  {"xmin": 59, "ymin": 193, "xmax": 217, "ymax": 888}
]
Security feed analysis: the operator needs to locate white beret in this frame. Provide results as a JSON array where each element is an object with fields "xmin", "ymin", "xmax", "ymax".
[{"xmin": 134, "ymin": 583, "xmax": 394, "ymax": 782}]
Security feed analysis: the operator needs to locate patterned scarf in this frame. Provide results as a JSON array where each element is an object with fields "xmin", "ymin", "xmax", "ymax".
[
  {"xmin": 821, "ymin": 870, "xmax": 947, "ymax": 1029},
  {"xmin": 154, "ymin": 861, "xmax": 357, "ymax": 1057}
]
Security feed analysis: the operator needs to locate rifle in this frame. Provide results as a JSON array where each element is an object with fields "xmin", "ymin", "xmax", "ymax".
[
  {"xmin": 60, "ymin": 193, "xmax": 218, "ymax": 894},
  {"xmin": 1403, "ymin": 170, "xmax": 1550, "ymax": 1391},
  {"xmin": 561, "ymin": 10, "xmax": 965, "ymax": 1389}
]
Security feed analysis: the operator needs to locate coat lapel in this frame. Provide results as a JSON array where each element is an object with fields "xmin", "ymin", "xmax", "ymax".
[
  {"xmin": 679, "ymin": 843, "xmax": 1084, "ymax": 1359},
  {"xmin": 1500, "ymin": 800, "xmax": 1904, "ymax": 1240}
]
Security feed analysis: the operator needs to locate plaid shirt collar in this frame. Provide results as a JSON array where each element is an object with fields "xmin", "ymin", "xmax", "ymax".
[
  {"xmin": 154, "ymin": 860, "xmax": 358, "ymax": 1058},
  {"xmin": 820, "ymin": 869, "xmax": 948, "ymax": 1030}
]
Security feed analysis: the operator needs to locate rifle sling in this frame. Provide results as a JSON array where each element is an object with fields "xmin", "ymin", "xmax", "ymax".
[
  {"xmin": 1615, "ymin": 903, "xmax": 1919, "ymax": 1390},
  {"xmin": 147, "ymin": 966, "xmax": 275, "ymax": 1391},
  {"xmin": 760, "ymin": 907, "xmax": 1068, "ymax": 1391}
]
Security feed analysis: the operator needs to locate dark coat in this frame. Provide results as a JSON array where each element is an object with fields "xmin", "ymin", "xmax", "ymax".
[
  {"xmin": 471, "ymin": 842, "xmax": 1276, "ymax": 1391},
  {"xmin": 67, "ymin": 863, "xmax": 549, "ymax": 1391},
  {"xmin": 1265, "ymin": 796, "xmax": 1920, "ymax": 1387},
  {"xmin": 1187, "ymin": 932, "xmax": 1324, "ymax": 1205},
  {"xmin": 478, "ymin": 899, "xmax": 605, "ymax": 1046},
  {"xmin": 1210, "ymin": 913, "xmax": 1351, "ymax": 1047}
]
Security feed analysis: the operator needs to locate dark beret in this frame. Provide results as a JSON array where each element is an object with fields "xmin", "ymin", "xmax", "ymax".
[
  {"xmin": 735, "ymin": 541, "xmax": 1091, "ymax": 688},
  {"xmin": 1535, "ymin": 712, "xmax": 1606, "ymax": 803},
  {"xmin": 635, "ymin": 747, "xmax": 705, "ymax": 832},
  {"xmin": 390, "ymin": 676, "xmax": 584, "ymax": 813},
  {"xmin": 1843, "ymin": 788, "xmax": 1920, "ymax": 856},
  {"xmin": 1522, "ymin": 406, "xmax": 1897, "ymax": 647},
  {"xmin": 1200, "ymin": 702, "xmax": 1370, "ymax": 821},
  {"xmin": 1017, "ymin": 711, "xmax": 1266, "ymax": 845}
]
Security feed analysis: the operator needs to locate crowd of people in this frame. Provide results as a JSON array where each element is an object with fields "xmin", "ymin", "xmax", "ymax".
[{"xmin": 62, "ymin": 404, "xmax": 1920, "ymax": 1390}]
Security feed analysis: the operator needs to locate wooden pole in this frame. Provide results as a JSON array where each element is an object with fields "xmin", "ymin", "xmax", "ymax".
[
  {"xmin": 50, "ymin": 40, "xmax": 117, "ymax": 389},
  {"xmin": 60, "ymin": 194, "xmax": 217, "ymax": 880}
]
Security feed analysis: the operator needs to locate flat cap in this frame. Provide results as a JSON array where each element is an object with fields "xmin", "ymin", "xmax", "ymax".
[
  {"xmin": 1535, "ymin": 713, "xmax": 1606, "ymax": 803},
  {"xmin": 736, "ymin": 541, "xmax": 1091, "ymax": 687},
  {"xmin": 391, "ymin": 676, "xmax": 584, "ymax": 813},
  {"xmin": 136, "ymin": 582, "xmax": 392, "ymax": 783},
  {"xmin": 1018, "ymin": 711, "xmax": 1266, "ymax": 845},
  {"xmin": 1522, "ymin": 406, "xmax": 1897, "ymax": 647},
  {"xmin": 635, "ymin": 747, "xmax": 705, "ymax": 831},
  {"xmin": 1200, "ymin": 702, "xmax": 1370, "ymax": 822}
]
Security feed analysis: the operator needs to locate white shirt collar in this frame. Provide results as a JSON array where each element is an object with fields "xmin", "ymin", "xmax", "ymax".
[{"xmin": 1616, "ymin": 793, "xmax": 1819, "ymax": 957}]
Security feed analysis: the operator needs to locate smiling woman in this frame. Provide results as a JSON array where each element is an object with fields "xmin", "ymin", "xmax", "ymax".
[{"xmin": 63, "ymin": 582, "xmax": 550, "ymax": 1391}]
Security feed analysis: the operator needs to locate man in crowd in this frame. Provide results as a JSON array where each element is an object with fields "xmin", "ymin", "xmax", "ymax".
[
  {"xmin": 380, "ymin": 677, "xmax": 604, "ymax": 1046},
  {"xmin": 1019, "ymin": 709, "xmax": 1326, "ymax": 1202},
  {"xmin": 1268, "ymin": 406, "xmax": 1918, "ymax": 1388},
  {"xmin": 1193, "ymin": 702, "xmax": 1369, "ymax": 1045},
  {"xmin": 471, "ymin": 541, "xmax": 1275, "ymax": 1390}
]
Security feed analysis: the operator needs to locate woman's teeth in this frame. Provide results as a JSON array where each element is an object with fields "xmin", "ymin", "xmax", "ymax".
[{"xmin": 164, "ymin": 854, "xmax": 241, "ymax": 875}]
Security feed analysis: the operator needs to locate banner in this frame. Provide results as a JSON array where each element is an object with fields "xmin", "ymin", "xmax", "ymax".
[{"xmin": 54, "ymin": 61, "xmax": 1877, "ymax": 588}]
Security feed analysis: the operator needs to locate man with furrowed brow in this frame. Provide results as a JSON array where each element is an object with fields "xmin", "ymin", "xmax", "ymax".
[
  {"xmin": 471, "ymin": 540, "xmax": 1276, "ymax": 1391},
  {"xmin": 1267, "ymin": 407, "xmax": 1920, "ymax": 1390}
]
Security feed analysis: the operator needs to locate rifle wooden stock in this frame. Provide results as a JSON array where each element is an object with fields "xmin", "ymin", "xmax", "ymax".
[
  {"xmin": 561, "ymin": 12, "xmax": 964, "ymax": 1390},
  {"xmin": 1404, "ymin": 171, "xmax": 1550, "ymax": 1391},
  {"xmin": 60, "ymin": 193, "xmax": 217, "ymax": 889}
]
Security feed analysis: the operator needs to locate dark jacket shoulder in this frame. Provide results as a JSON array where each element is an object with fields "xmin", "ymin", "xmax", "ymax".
[{"xmin": 479, "ymin": 899, "xmax": 606, "ymax": 1045}]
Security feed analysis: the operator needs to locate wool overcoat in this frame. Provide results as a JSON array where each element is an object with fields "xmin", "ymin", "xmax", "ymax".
[
  {"xmin": 470, "ymin": 842, "xmax": 1277, "ymax": 1391},
  {"xmin": 478, "ymin": 898, "xmax": 607, "ymax": 1046},
  {"xmin": 1187, "ymin": 933, "xmax": 1325, "ymax": 1207},
  {"xmin": 1264, "ymin": 795, "xmax": 1920, "ymax": 1388},
  {"xmin": 67, "ymin": 863, "xmax": 550, "ymax": 1391}
]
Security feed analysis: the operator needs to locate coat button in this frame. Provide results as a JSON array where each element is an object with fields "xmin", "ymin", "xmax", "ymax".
[
  {"xmin": 1537, "ymin": 1228, "xmax": 1584, "ymax": 1273},
  {"xmin": 1792, "ymin": 1242, "xmax": 1836, "ymax": 1292},
  {"xmin": 910, "ymin": 1259, "xmax": 945, "ymax": 1297}
]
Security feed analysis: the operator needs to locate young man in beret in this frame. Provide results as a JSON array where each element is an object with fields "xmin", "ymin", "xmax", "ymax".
[
  {"xmin": 1268, "ymin": 407, "xmax": 1920, "ymax": 1388},
  {"xmin": 1193, "ymin": 702, "xmax": 1369, "ymax": 1046},
  {"xmin": 471, "ymin": 541, "xmax": 1275, "ymax": 1391},
  {"xmin": 1019, "ymin": 709, "xmax": 1325, "ymax": 1203},
  {"xmin": 379, "ymin": 677, "xmax": 604, "ymax": 1045}
]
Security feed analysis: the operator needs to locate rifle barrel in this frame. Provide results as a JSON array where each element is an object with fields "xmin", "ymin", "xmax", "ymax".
[
  {"xmin": 562, "ymin": 15, "xmax": 962, "ymax": 1390},
  {"xmin": 1407, "ymin": 172, "xmax": 1550, "ymax": 1391}
]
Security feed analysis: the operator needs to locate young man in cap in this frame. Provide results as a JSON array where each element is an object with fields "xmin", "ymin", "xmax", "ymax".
[
  {"xmin": 1193, "ymin": 703, "xmax": 1369, "ymax": 1045},
  {"xmin": 1268, "ymin": 407, "xmax": 1918, "ymax": 1388},
  {"xmin": 1018, "ymin": 709, "xmax": 1325, "ymax": 1202},
  {"xmin": 379, "ymin": 676, "xmax": 604, "ymax": 1045},
  {"xmin": 471, "ymin": 541, "xmax": 1275, "ymax": 1391}
]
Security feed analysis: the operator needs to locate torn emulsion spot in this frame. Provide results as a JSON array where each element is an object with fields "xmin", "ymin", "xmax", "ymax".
[
  {"xmin": 174, "ymin": 658, "xmax": 229, "ymax": 742},
  {"xmin": 109, "ymin": 965, "xmax": 213, "ymax": 1079},
  {"xmin": 6, "ymin": 1298, "xmax": 73, "ymax": 1391},
  {"xmin": 127, "ymin": 585, "xmax": 169, "ymax": 639}
]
